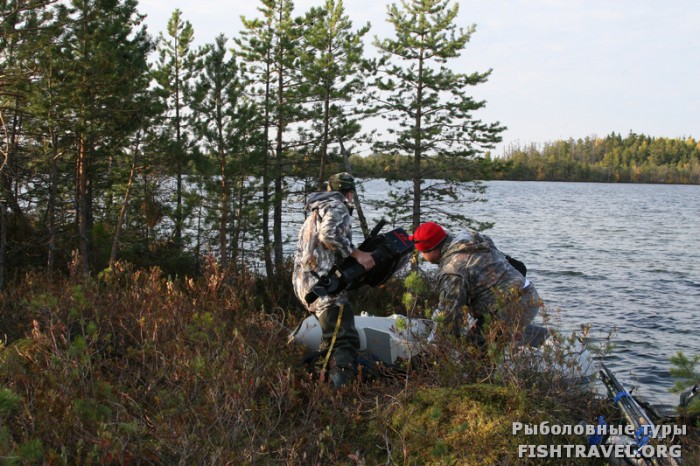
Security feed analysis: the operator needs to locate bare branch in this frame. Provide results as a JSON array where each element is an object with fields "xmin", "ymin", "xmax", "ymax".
[{"xmin": 0, "ymin": 112, "xmax": 8, "ymax": 173}]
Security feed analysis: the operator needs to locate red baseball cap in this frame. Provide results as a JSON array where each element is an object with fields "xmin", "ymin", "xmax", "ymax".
[{"xmin": 409, "ymin": 222, "xmax": 447, "ymax": 252}]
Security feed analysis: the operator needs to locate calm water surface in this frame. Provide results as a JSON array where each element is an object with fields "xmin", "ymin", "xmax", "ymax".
[{"xmin": 287, "ymin": 180, "xmax": 700, "ymax": 408}]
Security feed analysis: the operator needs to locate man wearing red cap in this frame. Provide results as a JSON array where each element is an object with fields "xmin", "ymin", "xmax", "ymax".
[{"xmin": 410, "ymin": 222, "xmax": 547, "ymax": 346}]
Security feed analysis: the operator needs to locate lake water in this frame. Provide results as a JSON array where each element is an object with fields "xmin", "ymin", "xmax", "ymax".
[{"xmin": 287, "ymin": 180, "xmax": 699, "ymax": 409}]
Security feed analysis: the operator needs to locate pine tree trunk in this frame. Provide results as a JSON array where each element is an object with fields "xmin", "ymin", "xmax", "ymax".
[
  {"xmin": 412, "ymin": 58, "xmax": 424, "ymax": 232},
  {"xmin": 110, "ymin": 136, "xmax": 140, "ymax": 267},
  {"xmin": 273, "ymin": 52, "xmax": 285, "ymax": 275},
  {"xmin": 319, "ymin": 85, "xmax": 331, "ymax": 190},
  {"xmin": 230, "ymin": 175, "xmax": 245, "ymax": 272},
  {"xmin": 273, "ymin": 125, "xmax": 283, "ymax": 274},
  {"xmin": 0, "ymin": 201, "xmax": 6, "ymax": 291},
  {"xmin": 219, "ymin": 146, "xmax": 229, "ymax": 266},
  {"xmin": 1, "ymin": 103, "xmax": 26, "ymax": 219},
  {"xmin": 262, "ymin": 71, "xmax": 274, "ymax": 279},
  {"xmin": 76, "ymin": 133, "xmax": 90, "ymax": 274},
  {"xmin": 47, "ymin": 140, "xmax": 59, "ymax": 275}
]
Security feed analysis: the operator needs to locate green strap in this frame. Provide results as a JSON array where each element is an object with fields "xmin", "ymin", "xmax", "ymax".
[{"xmin": 321, "ymin": 303, "xmax": 344, "ymax": 377}]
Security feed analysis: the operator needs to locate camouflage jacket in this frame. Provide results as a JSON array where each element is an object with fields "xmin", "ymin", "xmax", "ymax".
[
  {"xmin": 292, "ymin": 191, "xmax": 355, "ymax": 309},
  {"xmin": 434, "ymin": 231, "xmax": 529, "ymax": 327}
]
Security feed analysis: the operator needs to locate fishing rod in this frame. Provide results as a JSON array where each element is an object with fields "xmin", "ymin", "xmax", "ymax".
[
  {"xmin": 338, "ymin": 137, "xmax": 370, "ymax": 239},
  {"xmin": 599, "ymin": 363, "xmax": 681, "ymax": 466}
]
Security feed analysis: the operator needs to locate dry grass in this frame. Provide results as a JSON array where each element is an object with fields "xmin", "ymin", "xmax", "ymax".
[{"xmin": 0, "ymin": 262, "xmax": 695, "ymax": 464}]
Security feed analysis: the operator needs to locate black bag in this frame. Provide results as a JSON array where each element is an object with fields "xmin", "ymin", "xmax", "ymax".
[
  {"xmin": 506, "ymin": 255, "xmax": 527, "ymax": 277},
  {"xmin": 352, "ymin": 227, "xmax": 414, "ymax": 288},
  {"xmin": 304, "ymin": 223, "xmax": 414, "ymax": 305}
]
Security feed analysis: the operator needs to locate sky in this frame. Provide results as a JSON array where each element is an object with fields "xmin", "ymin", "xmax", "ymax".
[{"xmin": 137, "ymin": 0, "xmax": 700, "ymax": 156}]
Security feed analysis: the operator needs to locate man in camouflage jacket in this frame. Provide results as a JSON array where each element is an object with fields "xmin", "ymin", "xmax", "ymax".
[
  {"xmin": 292, "ymin": 173, "xmax": 375, "ymax": 388},
  {"xmin": 410, "ymin": 222, "xmax": 548, "ymax": 346}
]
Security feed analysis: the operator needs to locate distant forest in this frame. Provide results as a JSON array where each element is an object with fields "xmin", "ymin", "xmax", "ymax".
[{"xmin": 347, "ymin": 132, "xmax": 700, "ymax": 184}]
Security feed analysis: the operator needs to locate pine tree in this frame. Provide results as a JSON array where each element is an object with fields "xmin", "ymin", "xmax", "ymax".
[
  {"xmin": 151, "ymin": 9, "xmax": 203, "ymax": 250},
  {"xmin": 190, "ymin": 34, "xmax": 263, "ymax": 268},
  {"xmin": 1, "ymin": 1, "xmax": 45, "ymax": 281},
  {"xmin": 371, "ymin": 0, "xmax": 505, "ymax": 231},
  {"xmin": 0, "ymin": 1, "xmax": 67, "ymax": 283},
  {"xmin": 299, "ymin": 0, "xmax": 370, "ymax": 189},
  {"xmin": 235, "ymin": 0, "xmax": 305, "ymax": 277},
  {"xmin": 47, "ymin": 0, "xmax": 152, "ymax": 273},
  {"xmin": 13, "ymin": 3, "xmax": 66, "ymax": 275}
]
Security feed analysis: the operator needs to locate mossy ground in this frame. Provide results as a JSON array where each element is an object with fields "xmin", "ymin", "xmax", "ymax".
[{"xmin": 346, "ymin": 383, "xmax": 602, "ymax": 465}]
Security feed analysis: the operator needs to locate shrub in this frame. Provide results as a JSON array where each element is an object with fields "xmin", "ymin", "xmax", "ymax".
[{"xmin": 0, "ymin": 263, "xmax": 690, "ymax": 464}]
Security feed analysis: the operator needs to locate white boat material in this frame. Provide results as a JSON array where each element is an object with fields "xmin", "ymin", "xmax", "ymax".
[
  {"xmin": 290, "ymin": 313, "xmax": 434, "ymax": 365},
  {"xmin": 290, "ymin": 313, "xmax": 598, "ymax": 381}
]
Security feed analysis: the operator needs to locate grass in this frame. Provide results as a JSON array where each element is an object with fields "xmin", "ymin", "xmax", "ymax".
[{"xmin": 0, "ymin": 262, "xmax": 696, "ymax": 464}]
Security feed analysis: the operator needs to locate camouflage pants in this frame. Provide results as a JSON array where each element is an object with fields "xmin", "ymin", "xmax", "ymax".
[
  {"xmin": 472, "ymin": 283, "xmax": 547, "ymax": 346},
  {"xmin": 312, "ymin": 293, "xmax": 360, "ymax": 369},
  {"xmin": 518, "ymin": 285, "xmax": 549, "ymax": 346}
]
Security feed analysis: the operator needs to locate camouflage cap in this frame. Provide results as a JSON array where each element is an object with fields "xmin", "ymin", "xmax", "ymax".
[{"xmin": 327, "ymin": 172, "xmax": 355, "ymax": 192}]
